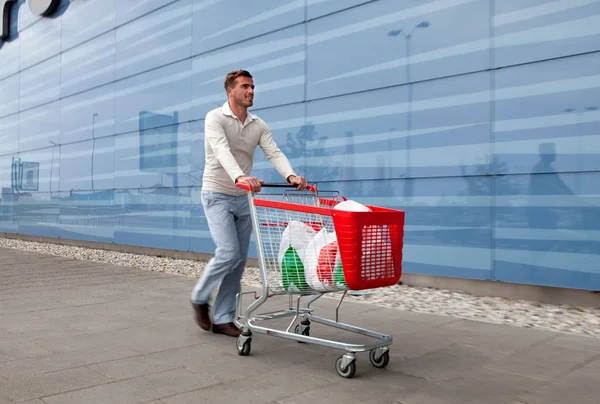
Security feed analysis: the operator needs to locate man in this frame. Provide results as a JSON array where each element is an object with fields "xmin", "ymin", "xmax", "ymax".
[{"xmin": 191, "ymin": 70, "xmax": 307, "ymax": 337}]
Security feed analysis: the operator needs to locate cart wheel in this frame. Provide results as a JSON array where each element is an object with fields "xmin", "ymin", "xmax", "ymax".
[
  {"xmin": 369, "ymin": 349, "xmax": 390, "ymax": 368},
  {"xmin": 335, "ymin": 356, "xmax": 356, "ymax": 379},
  {"xmin": 294, "ymin": 323, "xmax": 310, "ymax": 342},
  {"xmin": 237, "ymin": 337, "xmax": 251, "ymax": 356}
]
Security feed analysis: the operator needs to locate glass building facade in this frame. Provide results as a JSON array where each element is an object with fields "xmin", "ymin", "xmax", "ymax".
[{"xmin": 1, "ymin": 0, "xmax": 599, "ymax": 290}]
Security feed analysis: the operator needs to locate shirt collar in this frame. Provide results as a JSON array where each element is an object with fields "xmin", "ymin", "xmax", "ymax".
[{"xmin": 222, "ymin": 102, "xmax": 256, "ymax": 123}]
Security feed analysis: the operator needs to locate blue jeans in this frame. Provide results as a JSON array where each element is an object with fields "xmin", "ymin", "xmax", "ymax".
[{"xmin": 191, "ymin": 190, "xmax": 253, "ymax": 325}]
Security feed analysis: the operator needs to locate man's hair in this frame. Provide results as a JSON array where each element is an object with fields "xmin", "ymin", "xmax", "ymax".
[{"xmin": 224, "ymin": 70, "xmax": 252, "ymax": 91}]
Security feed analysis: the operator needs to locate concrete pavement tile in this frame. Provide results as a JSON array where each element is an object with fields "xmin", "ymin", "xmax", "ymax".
[
  {"xmin": 0, "ymin": 338, "xmax": 53, "ymax": 363},
  {"xmin": 0, "ymin": 315, "xmax": 82, "ymax": 340},
  {"xmin": 279, "ymin": 369, "xmax": 429, "ymax": 404},
  {"xmin": 437, "ymin": 319, "xmax": 557, "ymax": 359},
  {"xmin": 0, "ymin": 367, "xmax": 109, "ymax": 403},
  {"xmin": 96, "ymin": 325, "xmax": 205, "ymax": 354},
  {"xmin": 30, "ymin": 330, "xmax": 138, "ymax": 354},
  {"xmin": 87, "ymin": 344, "xmax": 228, "ymax": 381},
  {"xmin": 516, "ymin": 358, "xmax": 600, "ymax": 404},
  {"xmin": 0, "ymin": 312, "xmax": 44, "ymax": 330},
  {"xmin": 57, "ymin": 292, "xmax": 142, "ymax": 307},
  {"xmin": 161, "ymin": 368, "xmax": 332, "ymax": 404},
  {"xmin": 42, "ymin": 368, "xmax": 220, "ymax": 404},
  {"xmin": 400, "ymin": 366, "xmax": 545, "ymax": 404},
  {"xmin": 485, "ymin": 342, "xmax": 600, "ymax": 381},
  {"xmin": 0, "ymin": 298, "xmax": 69, "ymax": 315},
  {"xmin": 0, "ymin": 345, "xmax": 141, "ymax": 379},
  {"xmin": 390, "ymin": 343, "xmax": 492, "ymax": 382},
  {"xmin": 547, "ymin": 333, "xmax": 600, "ymax": 352}
]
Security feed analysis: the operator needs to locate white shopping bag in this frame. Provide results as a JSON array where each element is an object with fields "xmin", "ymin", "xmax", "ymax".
[
  {"xmin": 305, "ymin": 228, "xmax": 349, "ymax": 292},
  {"xmin": 277, "ymin": 221, "xmax": 316, "ymax": 291}
]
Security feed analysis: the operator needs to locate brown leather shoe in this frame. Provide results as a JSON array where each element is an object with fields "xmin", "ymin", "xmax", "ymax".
[
  {"xmin": 191, "ymin": 302, "xmax": 211, "ymax": 331},
  {"xmin": 212, "ymin": 322, "xmax": 242, "ymax": 337}
]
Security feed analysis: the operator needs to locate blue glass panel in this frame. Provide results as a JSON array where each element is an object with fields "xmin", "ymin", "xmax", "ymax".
[
  {"xmin": 494, "ymin": 53, "xmax": 600, "ymax": 175},
  {"xmin": 410, "ymin": 71, "xmax": 491, "ymax": 178},
  {"xmin": 61, "ymin": 32, "xmax": 116, "ymax": 98},
  {"xmin": 191, "ymin": 25, "xmax": 305, "ymax": 120},
  {"xmin": 60, "ymin": 84, "xmax": 116, "ymax": 144},
  {"xmin": 307, "ymin": 0, "xmax": 490, "ymax": 100},
  {"xmin": 15, "ymin": 192, "xmax": 59, "ymax": 238},
  {"xmin": 114, "ymin": 122, "xmax": 186, "ymax": 190},
  {"xmin": 49, "ymin": 143, "xmax": 59, "ymax": 193},
  {"xmin": 494, "ymin": 172, "xmax": 600, "ymax": 290},
  {"xmin": 0, "ymin": 114, "xmax": 19, "ymax": 156},
  {"xmin": 494, "ymin": 0, "xmax": 600, "ymax": 68},
  {"xmin": 0, "ymin": 75, "xmax": 19, "ymax": 117},
  {"xmin": 0, "ymin": 153, "xmax": 16, "ymax": 189},
  {"xmin": 113, "ymin": 187, "xmax": 191, "ymax": 251},
  {"xmin": 59, "ymin": 139, "xmax": 95, "ymax": 192},
  {"xmin": 115, "ymin": 0, "xmax": 178, "ymax": 26},
  {"xmin": 19, "ymin": 101, "xmax": 60, "ymax": 153},
  {"xmin": 307, "ymin": 0, "xmax": 371, "ymax": 20},
  {"xmin": 306, "ymin": 86, "xmax": 409, "ymax": 182},
  {"xmin": 115, "ymin": 0, "xmax": 192, "ymax": 80},
  {"xmin": 170, "ymin": 122, "xmax": 194, "ymax": 188},
  {"xmin": 19, "ymin": 55, "xmax": 61, "ymax": 111},
  {"xmin": 191, "ymin": 0, "xmax": 304, "ymax": 55},
  {"xmin": 18, "ymin": 9, "xmax": 61, "ymax": 70},
  {"xmin": 185, "ymin": 120, "xmax": 204, "ymax": 188},
  {"xmin": 0, "ymin": 38, "xmax": 19, "ymax": 80},
  {"xmin": 0, "ymin": 154, "xmax": 18, "ymax": 232},
  {"xmin": 91, "ymin": 136, "xmax": 115, "ymax": 191},
  {"xmin": 114, "ymin": 59, "xmax": 192, "ymax": 135},
  {"xmin": 250, "ymin": 103, "xmax": 305, "ymax": 183},
  {"xmin": 58, "ymin": 189, "xmax": 117, "ymax": 244},
  {"xmin": 61, "ymin": 0, "xmax": 116, "ymax": 50},
  {"xmin": 16, "ymin": 146, "xmax": 54, "ymax": 192}
]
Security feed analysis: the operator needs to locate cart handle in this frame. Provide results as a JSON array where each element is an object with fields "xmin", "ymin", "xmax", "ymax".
[{"xmin": 236, "ymin": 182, "xmax": 317, "ymax": 193}]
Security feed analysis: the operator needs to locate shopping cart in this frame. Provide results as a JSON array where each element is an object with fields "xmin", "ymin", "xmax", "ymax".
[{"xmin": 234, "ymin": 183, "xmax": 405, "ymax": 378}]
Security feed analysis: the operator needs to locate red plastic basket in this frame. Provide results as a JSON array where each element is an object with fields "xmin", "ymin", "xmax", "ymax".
[
  {"xmin": 331, "ymin": 205, "xmax": 405, "ymax": 290},
  {"xmin": 252, "ymin": 197, "xmax": 405, "ymax": 291}
]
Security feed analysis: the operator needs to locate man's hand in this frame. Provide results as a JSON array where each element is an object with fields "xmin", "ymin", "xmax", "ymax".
[
  {"xmin": 287, "ymin": 175, "xmax": 308, "ymax": 191},
  {"xmin": 236, "ymin": 176, "xmax": 264, "ymax": 192}
]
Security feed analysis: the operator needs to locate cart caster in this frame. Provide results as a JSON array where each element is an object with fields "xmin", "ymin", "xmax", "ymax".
[
  {"xmin": 335, "ymin": 353, "xmax": 356, "ymax": 379},
  {"xmin": 369, "ymin": 347, "xmax": 390, "ymax": 369},
  {"xmin": 236, "ymin": 335, "xmax": 252, "ymax": 356},
  {"xmin": 294, "ymin": 320, "xmax": 310, "ymax": 342}
]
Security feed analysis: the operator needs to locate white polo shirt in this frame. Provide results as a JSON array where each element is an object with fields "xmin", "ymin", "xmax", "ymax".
[{"xmin": 201, "ymin": 102, "xmax": 296, "ymax": 196}]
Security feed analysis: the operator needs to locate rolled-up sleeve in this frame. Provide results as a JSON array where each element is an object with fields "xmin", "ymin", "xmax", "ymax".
[
  {"xmin": 258, "ymin": 120, "xmax": 296, "ymax": 180},
  {"xmin": 204, "ymin": 112, "xmax": 245, "ymax": 182}
]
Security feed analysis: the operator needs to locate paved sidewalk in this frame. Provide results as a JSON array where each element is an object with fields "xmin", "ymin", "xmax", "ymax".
[{"xmin": 1, "ymin": 247, "xmax": 599, "ymax": 404}]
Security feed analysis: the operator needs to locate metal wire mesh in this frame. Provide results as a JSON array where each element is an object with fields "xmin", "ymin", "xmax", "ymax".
[{"xmin": 252, "ymin": 190, "xmax": 348, "ymax": 295}]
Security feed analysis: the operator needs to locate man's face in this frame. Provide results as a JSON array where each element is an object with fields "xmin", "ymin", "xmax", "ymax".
[{"xmin": 229, "ymin": 76, "xmax": 254, "ymax": 108}]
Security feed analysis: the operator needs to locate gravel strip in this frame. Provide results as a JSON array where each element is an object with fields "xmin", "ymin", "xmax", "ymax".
[{"xmin": 1, "ymin": 237, "xmax": 599, "ymax": 338}]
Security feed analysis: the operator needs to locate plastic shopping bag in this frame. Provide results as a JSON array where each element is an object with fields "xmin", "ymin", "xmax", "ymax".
[
  {"xmin": 305, "ymin": 228, "xmax": 348, "ymax": 292},
  {"xmin": 278, "ymin": 221, "xmax": 316, "ymax": 291},
  {"xmin": 333, "ymin": 200, "xmax": 372, "ymax": 212}
]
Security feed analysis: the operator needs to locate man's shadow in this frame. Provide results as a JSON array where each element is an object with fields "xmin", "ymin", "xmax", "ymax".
[{"xmin": 526, "ymin": 142, "xmax": 573, "ymax": 231}]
